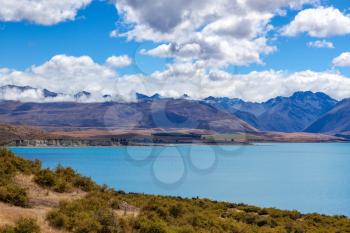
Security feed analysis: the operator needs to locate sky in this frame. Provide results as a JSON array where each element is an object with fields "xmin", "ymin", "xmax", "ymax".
[{"xmin": 0, "ymin": 0, "xmax": 350, "ymax": 102}]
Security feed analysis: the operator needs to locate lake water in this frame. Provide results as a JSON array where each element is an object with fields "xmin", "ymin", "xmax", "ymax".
[{"xmin": 11, "ymin": 143, "xmax": 350, "ymax": 216}]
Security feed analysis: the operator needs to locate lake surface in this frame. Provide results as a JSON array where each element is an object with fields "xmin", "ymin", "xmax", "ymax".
[{"xmin": 11, "ymin": 143, "xmax": 350, "ymax": 216}]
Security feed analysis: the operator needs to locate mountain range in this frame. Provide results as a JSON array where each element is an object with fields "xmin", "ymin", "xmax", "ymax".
[
  {"xmin": 204, "ymin": 91, "xmax": 338, "ymax": 132},
  {"xmin": 0, "ymin": 85, "xmax": 348, "ymax": 135},
  {"xmin": 305, "ymin": 98, "xmax": 350, "ymax": 135}
]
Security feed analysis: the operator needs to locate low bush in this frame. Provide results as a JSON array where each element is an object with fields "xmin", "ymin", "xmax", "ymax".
[
  {"xmin": 0, "ymin": 218, "xmax": 40, "ymax": 233},
  {"xmin": 34, "ymin": 169, "xmax": 58, "ymax": 188},
  {"xmin": 133, "ymin": 217, "xmax": 169, "ymax": 233},
  {"xmin": 0, "ymin": 184, "xmax": 28, "ymax": 207},
  {"xmin": 0, "ymin": 149, "xmax": 33, "ymax": 207},
  {"xmin": 0, "ymin": 148, "xmax": 40, "ymax": 175},
  {"xmin": 47, "ymin": 193, "xmax": 121, "ymax": 233},
  {"xmin": 34, "ymin": 166, "xmax": 96, "ymax": 193}
]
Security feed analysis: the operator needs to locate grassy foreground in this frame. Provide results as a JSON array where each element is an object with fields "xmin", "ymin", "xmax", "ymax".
[{"xmin": 0, "ymin": 148, "xmax": 349, "ymax": 233}]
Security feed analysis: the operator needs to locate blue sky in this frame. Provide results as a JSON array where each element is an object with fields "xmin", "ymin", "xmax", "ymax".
[
  {"xmin": 0, "ymin": 0, "xmax": 349, "ymax": 74},
  {"xmin": 0, "ymin": 1, "xmax": 167, "ymax": 75},
  {"xmin": 0, "ymin": 0, "xmax": 350, "ymax": 102}
]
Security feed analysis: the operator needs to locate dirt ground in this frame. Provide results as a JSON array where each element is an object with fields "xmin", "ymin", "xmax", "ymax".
[
  {"xmin": 0, "ymin": 174, "xmax": 84, "ymax": 232},
  {"xmin": 0, "ymin": 174, "xmax": 139, "ymax": 232}
]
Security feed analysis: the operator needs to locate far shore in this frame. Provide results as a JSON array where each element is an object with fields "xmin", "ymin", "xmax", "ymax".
[{"xmin": 8, "ymin": 140, "xmax": 350, "ymax": 149}]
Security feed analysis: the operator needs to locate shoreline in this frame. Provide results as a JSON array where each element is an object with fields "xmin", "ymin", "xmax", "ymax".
[
  {"xmin": 7, "ymin": 146, "xmax": 350, "ymax": 218},
  {"xmin": 8, "ymin": 140, "xmax": 350, "ymax": 149}
]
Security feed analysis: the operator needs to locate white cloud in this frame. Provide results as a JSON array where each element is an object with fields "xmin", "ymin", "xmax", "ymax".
[
  {"xmin": 113, "ymin": 0, "xmax": 316, "ymax": 67},
  {"xmin": 245, "ymin": 0, "xmax": 319, "ymax": 13},
  {"xmin": 282, "ymin": 7, "xmax": 350, "ymax": 37},
  {"xmin": 0, "ymin": 55, "xmax": 119, "ymax": 102},
  {"xmin": 106, "ymin": 55, "xmax": 132, "ymax": 68},
  {"xmin": 0, "ymin": 0, "xmax": 91, "ymax": 25},
  {"xmin": 142, "ymin": 43, "xmax": 202, "ymax": 60},
  {"xmin": 117, "ymin": 64, "xmax": 350, "ymax": 102},
  {"xmin": 307, "ymin": 40, "xmax": 334, "ymax": 48},
  {"xmin": 0, "ymin": 86, "xmax": 48, "ymax": 102},
  {"xmin": 1, "ymin": 55, "xmax": 350, "ymax": 103},
  {"xmin": 332, "ymin": 52, "xmax": 350, "ymax": 67}
]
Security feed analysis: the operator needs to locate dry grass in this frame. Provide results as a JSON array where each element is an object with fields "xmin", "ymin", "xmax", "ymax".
[
  {"xmin": 0, "ymin": 203, "xmax": 64, "ymax": 233},
  {"xmin": 50, "ymin": 128, "xmax": 211, "ymax": 139},
  {"xmin": 14, "ymin": 174, "xmax": 85, "ymax": 208},
  {"xmin": 0, "ymin": 174, "xmax": 86, "ymax": 232},
  {"xmin": 0, "ymin": 174, "xmax": 139, "ymax": 232}
]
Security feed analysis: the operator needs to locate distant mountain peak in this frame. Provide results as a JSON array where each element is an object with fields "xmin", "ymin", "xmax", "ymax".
[
  {"xmin": 180, "ymin": 94, "xmax": 190, "ymax": 99},
  {"xmin": 290, "ymin": 91, "xmax": 335, "ymax": 101},
  {"xmin": 43, "ymin": 89, "xmax": 59, "ymax": 98},
  {"xmin": 0, "ymin": 85, "xmax": 34, "ymax": 91},
  {"xmin": 203, "ymin": 96, "xmax": 244, "ymax": 105},
  {"xmin": 136, "ymin": 93, "xmax": 163, "ymax": 102},
  {"xmin": 0, "ymin": 85, "xmax": 60, "ymax": 99},
  {"xmin": 74, "ymin": 91, "xmax": 91, "ymax": 100}
]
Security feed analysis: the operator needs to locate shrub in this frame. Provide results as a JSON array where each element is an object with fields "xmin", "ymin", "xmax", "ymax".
[
  {"xmin": 0, "ymin": 184, "xmax": 28, "ymax": 207},
  {"xmin": 34, "ymin": 169, "xmax": 57, "ymax": 188},
  {"xmin": 72, "ymin": 176, "xmax": 96, "ymax": 192},
  {"xmin": 46, "ymin": 211, "xmax": 67, "ymax": 229},
  {"xmin": 0, "ymin": 148, "xmax": 41, "ymax": 175},
  {"xmin": 0, "ymin": 218, "xmax": 40, "ymax": 233},
  {"xmin": 168, "ymin": 204, "xmax": 184, "ymax": 218},
  {"xmin": 33, "ymin": 165, "xmax": 96, "ymax": 193},
  {"xmin": 133, "ymin": 218, "xmax": 168, "ymax": 233},
  {"xmin": 47, "ymin": 196, "xmax": 121, "ymax": 233},
  {"xmin": 55, "ymin": 166, "xmax": 76, "ymax": 182},
  {"xmin": 53, "ymin": 180, "xmax": 72, "ymax": 193}
]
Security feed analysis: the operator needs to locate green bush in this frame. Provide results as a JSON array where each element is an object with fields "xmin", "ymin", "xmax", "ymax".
[
  {"xmin": 0, "ymin": 148, "xmax": 41, "ymax": 175},
  {"xmin": 72, "ymin": 176, "xmax": 96, "ymax": 192},
  {"xmin": 34, "ymin": 169, "xmax": 58, "ymax": 188},
  {"xmin": 133, "ymin": 217, "xmax": 168, "ymax": 233},
  {"xmin": 0, "ymin": 218, "xmax": 40, "ymax": 233},
  {"xmin": 47, "ymin": 195, "xmax": 121, "ymax": 233},
  {"xmin": 0, "ymin": 184, "xmax": 28, "ymax": 207},
  {"xmin": 53, "ymin": 180, "xmax": 73, "ymax": 193},
  {"xmin": 33, "ymin": 165, "xmax": 96, "ymax": 193},
  {"xmin": 46, "ymin": 211, "xmax": 67, "ymax": 229},
  {"xmin": 168, "ymin": 204, "xmax": 184, "ymax": 218}
]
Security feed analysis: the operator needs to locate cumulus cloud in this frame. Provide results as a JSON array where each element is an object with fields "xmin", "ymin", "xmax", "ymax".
[
  {"xmin": 245, "ymin": 0, "xmax": 319, "ymax": 13},
  {"xmin": 282, "ymin": 7, "xmax": 350, "ymax": 37},
  {"xmin": 0, "ymin": 55, "xmax": 119, "ymax": 102},
  {"xmin": 0, "ymin": 86, "xmax": 48, "ymax": 102},
  {"xmin": 106, "ymin": 55, "xmax": 132, "ymax": 68},
  {"xmin": 115, "ymin": 63, "xmax": 350, "ymax": 102},
  {"xmin": 0, "ymin": 0, "xmax": 91, "ymax": 25},
  {"xmin": 113, "ymin": 0, "xmax": 316, "ymax": 67},
  {"xmin": 1, "ymin": 55, "xmax": 350, "ymax": 103},
  {"xmin": 307, "ymin": 40, "xmax": 334, "ymax": 48},
  {"xmin": 332, "ymin": 52, "xmax": 350, "ymax": 67}
]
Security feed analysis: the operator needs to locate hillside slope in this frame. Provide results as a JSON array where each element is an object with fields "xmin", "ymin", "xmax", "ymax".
[
  {"xmin": 257, "ymin": 92, "xmax": 338, "ymax": 132},
  {"xmin": 0, "ymin": 124, "xmax": 54, "ymax": 146},
  {"xmin": 0, "ymin": 100, "xmax": 257, "ymax": 133},
  {"xmin": 203, "ymin": 91, "xmax": 338, "ymax": 132},
  {"xmin": 305, "ymin": 98, "xmax": 350, "ymax": 134}
]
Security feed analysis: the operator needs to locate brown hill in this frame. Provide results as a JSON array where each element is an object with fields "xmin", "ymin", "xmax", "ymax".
[
  {"xmin": 0, "ymin": 100, "xmax": 257, "ymax": 133},
  {"xmin": 0, "ymin": 124, "xmax": 54, "ymax": 146}
]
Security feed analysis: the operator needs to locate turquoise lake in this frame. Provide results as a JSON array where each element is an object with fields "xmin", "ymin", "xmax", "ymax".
[{"xmin": 11, "ymin": 143, "xmax": 350, "ymax": 216}]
